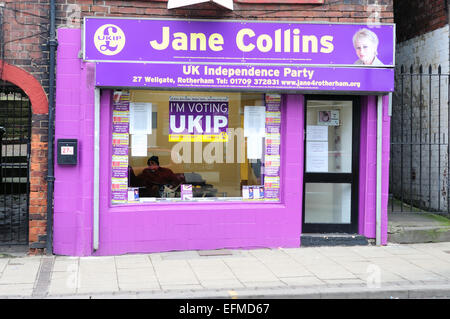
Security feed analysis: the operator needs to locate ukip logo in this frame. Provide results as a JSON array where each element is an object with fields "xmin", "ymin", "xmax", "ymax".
[{"xmin": 94, "ymin": 24, "xmax": 126, "ymax": 56}]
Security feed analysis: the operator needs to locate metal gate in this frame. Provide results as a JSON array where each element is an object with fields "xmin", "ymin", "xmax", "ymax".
[
  {"xmin": 390, "ymin": 65, "xmax": 450, "ymax": 214},
  {"xmin": 0, "ymin": 82, "xmax": 31, "ymax": 244}
]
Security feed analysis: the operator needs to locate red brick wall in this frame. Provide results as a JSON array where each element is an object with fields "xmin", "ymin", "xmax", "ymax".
[
  {"xmin": 394, "ymin": 0, "xmax": 449, "ymax": 43},
  {"xmin": 57, "ymin": 0, "xmax": 393, "ymax": 24},
  {"xmin": 0, "ymin": 1, "xmax": 49, "ymax": 253}
]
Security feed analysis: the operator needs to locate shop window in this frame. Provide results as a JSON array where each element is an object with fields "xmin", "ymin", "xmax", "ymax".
[{"xmin": 111, "ymin": 90, "xmax": 282, "ymax": 204}]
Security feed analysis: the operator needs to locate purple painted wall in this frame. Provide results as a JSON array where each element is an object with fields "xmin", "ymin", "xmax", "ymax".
[
  {"xmin": 54, "ymin": 28, "xmax": 95, "ymax": 255},
  {"xmin": 54, "ymin": 28, "xmax": 390, "ymax": 256},
  {"xmin": 358, "ymin": 95, "xmax": 390, "ymax": 244}
]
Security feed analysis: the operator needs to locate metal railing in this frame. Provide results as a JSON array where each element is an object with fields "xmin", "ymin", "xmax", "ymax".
[
  {"xmin": 390, "ymin": 65, "xmax": 450, "ymax": 214},
  {"xmin": 0, "ymin": 83, "xmax": 31, "ymax": 244}
]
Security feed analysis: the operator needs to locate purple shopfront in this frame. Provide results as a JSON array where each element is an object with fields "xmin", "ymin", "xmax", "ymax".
[{"xmin": 53, "ymin": 18, "xmax": 394, "ymax": 256}]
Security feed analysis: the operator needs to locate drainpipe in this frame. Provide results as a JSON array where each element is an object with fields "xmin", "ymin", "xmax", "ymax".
[
  {"xmin": 376, "ymin": 95, "xmax": 383, "ymax": 246},
  {"xmin": 46, "ymin": 0, "xmax": 57, "ymax": 255},
  {"xmin": 93, "ymin": 88, "xmax": 100, "ymax": 251}
]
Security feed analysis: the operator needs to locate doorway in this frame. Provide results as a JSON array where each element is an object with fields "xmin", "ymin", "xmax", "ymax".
[
  {"xmin": 302, "ymin": 96, "xmax": 360, "ymax": 233},
  {"xmin": 0, "ymin": 82, "xmax": 31, "ymax": 244}
]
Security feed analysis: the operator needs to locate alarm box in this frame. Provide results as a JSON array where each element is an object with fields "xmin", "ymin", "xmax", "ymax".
[{"xmin": 57, "ymin": 139, "xmax": 78, "ymax": 165}]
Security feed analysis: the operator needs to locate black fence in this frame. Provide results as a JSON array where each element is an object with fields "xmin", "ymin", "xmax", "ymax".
[
  {"xmin": 390, "ymin": 65, "xmax": 450, "ymax": 214},
  {"xmin": 0, "ymin": 82, "xmax": 31, "ymax": 244}
]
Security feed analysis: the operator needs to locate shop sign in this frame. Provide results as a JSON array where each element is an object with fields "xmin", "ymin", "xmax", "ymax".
[
  {"xmin": 96, "ymin": 62, "xmax": 394, "ymax": 92},
  {"xmin": 84, "ymin": 17, "xmax": 395, "ymax": 67},
  {"xmin": 86, "ymin": 17, "xmax": 395, "ymax": 92}
]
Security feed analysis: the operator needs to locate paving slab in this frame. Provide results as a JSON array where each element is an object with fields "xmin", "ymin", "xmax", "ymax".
[
  {"xmin": 152, "ymin": 260, "xmax": 199, "ymax": 285},
  {"xmin": 350, "ymin": 246, "xmax": 394, "ymax": 258},
  {"xmin": 77, "ymin": 264, "xmax": 119, "ymax": 293},
  {"xmin": 115, "ymin": 255, "xmax": 153, "ymax": 269},
  {"xmin": 199, "ymin": 279, "xmax": 244, "ymax": 289},
  {"xmin": 381, "ymin": 244, "xmax": 424, "ymax": 255},
  {"xmin": 223, "ymin": 259, "xmax": 279, "ymax": 283},
  {"xmin": 248, "ymin": 248, "xmax": 293, "ymax": 260},
  {"xmin": 316, "ymin": 246, "xmax": 363, "ymax": 258},
  {"xmin": 406, "ymin": 259, "xmax": 450, "ymax": 279},
  {"xmin": 243, "ymin": 281, "xmax": 287, "ymax": 288},
  {"xmin": 53, "ymin": 258, "xmax": 78, "ymax": 272},
  {"xmin": 119, "ymin": 284, "xmax": 160, "ymax": 292},
  {"xmin": 356, "ymin": 270, "xmax": 409, "ymax": 285},
  {"xmin": 160, "ymin": 284, "xmax": 204, "ymax": 291},
  {"xmin": 188, "ymin": 259, "xmax": 237, "ymax": 281},
  {"xmin": 0, "ymin": 283, "xmax": 34, "ymax": 296},
  {"xmin": 0, "ymin": 260, "xmax": 40, "ymax": 284},
  {"xmin": 331, "ymin": 260, "xmax": 375, "ymax": 275},
  {"xmin": 117, "ymin": 267, "xmax": 158, "ymax": 283},
  {"xmin": 279, "ymin": 276, "xmax": 325, "ymax": 286},
  {"xmin": 48, "ymin": 272, "xmax": 78, "ymax": 295},
  {"xmin": 323, "ymin": 278, "xmax": 366, "ymax": 286},
  {"xmin": 262, "ymin": 260, "xmax": 313, "ymax": 278},
  {"xmin": 0, "ymin": 258, "xmax": 8, "ymax": 273}
]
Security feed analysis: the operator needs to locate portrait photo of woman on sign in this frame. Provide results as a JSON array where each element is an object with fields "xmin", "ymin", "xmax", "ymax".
[{"xmin": 353, "ymin": 28, "xmax": 384, "ymax": 66}]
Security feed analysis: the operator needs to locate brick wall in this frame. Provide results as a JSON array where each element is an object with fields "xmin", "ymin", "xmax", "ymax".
[
  {"xmin": 56, "ymin": 0, "xmax": 393, "ymax": 27},
  {"xmin": 394, "ymin": 0, "xmax": 449, "ymax": 42},
  {"xmin": 0, "ymin": 1, "xmax": 50, "ymax": 253},
  {"xmin": 1, "ymin": 1, "xmax": 50, "ymax": 90}
]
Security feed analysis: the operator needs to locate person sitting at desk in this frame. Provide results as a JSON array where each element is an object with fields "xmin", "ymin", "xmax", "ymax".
[{"xmin": 137, "ymin": 156, "xmax": 180, "ymax": 197}]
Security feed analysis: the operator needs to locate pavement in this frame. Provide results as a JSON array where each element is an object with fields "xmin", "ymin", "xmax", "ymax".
[
  {"xmin": 0, "ymin": 211, "xmax": 450, "ymax": 299},
  {"xmin": 0, "ymin": 242, "xmax": 450, "ymax": 299}
]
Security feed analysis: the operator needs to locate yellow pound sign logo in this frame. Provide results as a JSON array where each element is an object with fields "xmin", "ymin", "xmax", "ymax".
[{"xmin": 94, "ymin": 24, "xmax": 126, "ymax": 56}]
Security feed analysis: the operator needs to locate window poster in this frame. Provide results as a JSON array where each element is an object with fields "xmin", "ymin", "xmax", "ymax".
[
  {"xmin": 181, "ymin": 184, "xmax": 193, "ymax": 200},
  {"xmin": 318, "ymin": 110, "xmax": 340, "ymax": 126},
  {"xmin": 265, "ymin": 133, "xmax": 280, "ymax": 156},
  {"xmin": 169, "ymin": 96, "xmax": 229, "ymax": 142},
  {"xmin": 112, "ymin": 133, "xmax": 129, "ymax": 149},
  {"xmin": 244, "ymin": 105, "xmax": 266, "ymax": 160},
  {"xmin": 111, "ymin": 90, "xmax": 130, "ymax": 204},
  {"xmin": 131, "ymin": 134, "xmax": 148, "ymax": 157},
  {"xmin": 130, "ymin": 102, "xmax": 152, "ymax": 134},
  {"xmin": 244, "ymin": 106, "xmax": 266, "ymax": 137},
  {"xmin": 242, "ymin": 185, "xmax": 250, "ymax": 200},
  {"xmin": 112, "ymin": 110, "xmax": 130, "ymax": 133},
  {"xmin": 306, "ymin": 141, "xmax": 329, "ymax": 172},
  {"xmin": 253, "ymin": 186, "xmax": 264, "ymax": 200},
  {"xmin": 128, "ymin": 187, "xmax": 139, "ymax": 203},
  {"xmin": 307, "ymin": 125, "xmax": 328, "ymax": 141},
  {"xmin": 247, "ymin": 135, "xmax": 264, "ymax": 160},
  {"xmin": 243, "ymin": 185, "xmax": 264, "ymax": 201},
  {"xmin": 306, "ymin": 124, "xmax": 329, "ymax": 173},
  {"xmin": 263, "ymin": 94, "xmax": 281, "ymax": 201}
]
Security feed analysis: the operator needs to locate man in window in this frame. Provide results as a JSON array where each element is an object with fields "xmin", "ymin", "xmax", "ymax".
[{"xmin": 137, "ymin": 156, "xmax": 181, "ymax": 197}]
